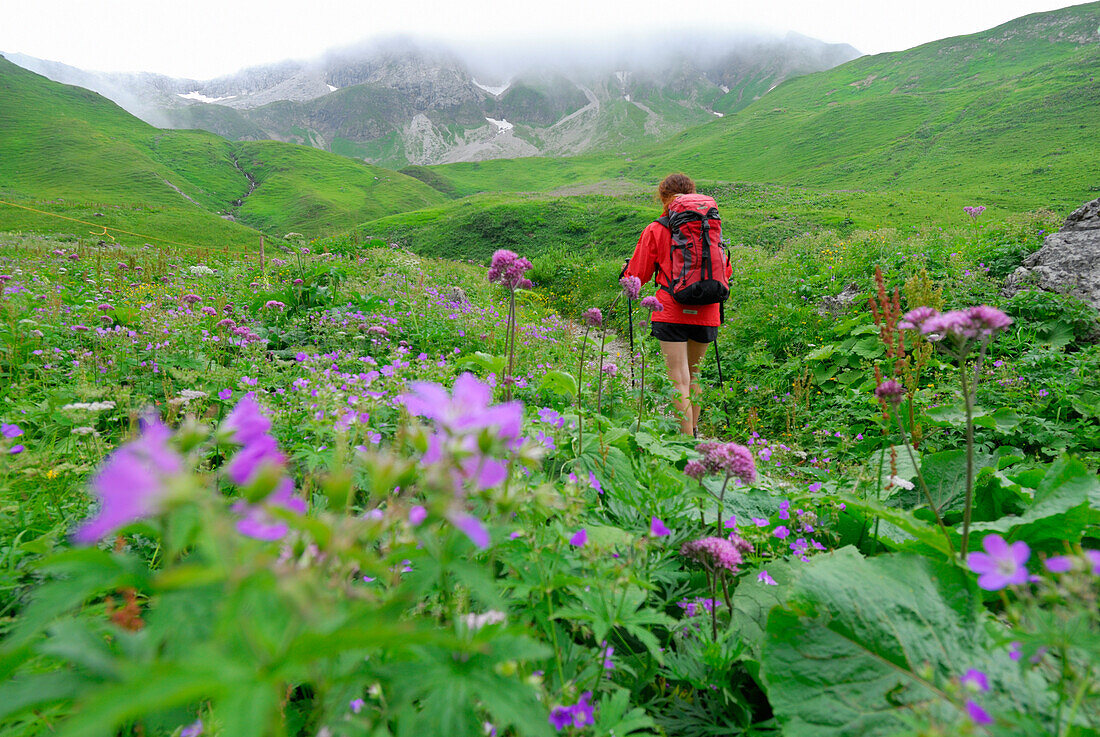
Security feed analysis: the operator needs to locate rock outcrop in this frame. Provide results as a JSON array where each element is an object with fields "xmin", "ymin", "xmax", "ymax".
[{"xmin": 1004, "ymin": 197, "xmax": 1100, "ymax": 311}]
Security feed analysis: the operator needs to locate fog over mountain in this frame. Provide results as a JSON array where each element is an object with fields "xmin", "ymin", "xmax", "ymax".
[{"xmin": 3, "ymin": 31, "xmax": 861, "ymax": 166}]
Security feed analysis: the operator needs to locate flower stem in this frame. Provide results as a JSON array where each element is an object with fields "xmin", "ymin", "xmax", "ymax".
[
  {"xmin": 635, "ymin": 351, "xmax": 646, "ymax": 433},
  {"xmin": 960, "ymin": 364, "xmax": 976, "ymax": 557},
  {"xmin": 576, "ymin": 327, "xmax": 589, "ymax": 454},
  {"xmin": 892, "ymin": 410, "xmax": 956, "ymax": 559}
]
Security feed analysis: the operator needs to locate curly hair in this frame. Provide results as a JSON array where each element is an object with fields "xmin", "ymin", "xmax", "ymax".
[{"xmin": 658, "ymin": 173, "xmax": 695, "ymax": 210}]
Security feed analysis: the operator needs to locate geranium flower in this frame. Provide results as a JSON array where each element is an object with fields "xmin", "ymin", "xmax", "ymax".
[
  {"xmin": 967, "ymin": 534, "xmax": 1029, "ymax": 590},
  {"xmin": 649, "ymin": 517, "xmax": 671, "ymax": 536},
  {"xmin": 73, "ymin": 416, "xmax": 182, "ymax": 543}
]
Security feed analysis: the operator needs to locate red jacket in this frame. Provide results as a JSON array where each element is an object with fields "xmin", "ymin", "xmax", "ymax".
[{"xmin": 624, "ymin": 220, "xmax": 731, "ymax": 327}]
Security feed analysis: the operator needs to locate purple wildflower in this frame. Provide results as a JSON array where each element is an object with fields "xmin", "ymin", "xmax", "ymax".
[
  {"xmin": 650, "ymin": 516, "xmax": 671, "ymax": 537},
  {"xmin": 758, "ymin": 570, "xmax": 777, "ymax": 585},
  {"xmin": 583, "ymin": 307, "xmax": 603, "ymax": 327},
  {"xmin": 264, "ymin": 300, "xmax": 285, "ymax": 311},
  {"xmin": 695, "ymin": 441, "xmax": 757, "ymax": 484},
  {"xmin": 73, "ymin": 416, "xmax": 182, "ymax": 544},
  {"xmin": 1044, "ymin": 555, "xmax": 1073, "ymax": 574},
  {"xmin": 409, "ymin": 505, "xmax": 427, "ymax": 526},
  {"xmin": 966, "ymin": 700, "xmax": 992, "ymax": 725},
  {"xmin": 963, "ymin": 205, "xmax": 986, "ymax": 220},
  {"xmin": 640, "ymin": 295, "xmax": 663, "ymax": 312},
  {"xmin": 549, "ymin": 707, "xmax": 573, "ymax": 731},
  {"xmin": 218, "ymin": 388, "xmax": 232, "ymax": 401},
  {"xmin": 961, "ymin": 669, "xmax": 990, "ymax": 693},
  {"xmin": 620, "ymin": 275, "xmax": 641, "ymax": 300},
  {"xmin": 487, "ymin": 249, "xmax": 533, "ymax": 289},
  {"xmin": 681, "ymin": 536, "xmax": 743, "ymax": 572},
  {"xmin": 1, "ymin": 423, "xmax": 22, "ymax": 439},
  {"xmin": 773, "ymin": 525, "xmax": 790, "ymax": 540},
  {"xmin": 350, "ymin": 698, "xmax": 365, "ymax": 714},
  {"xmin": 874, "ymin": 380, "xmax": 905, "ymax": 404},
  {"xmin": 1086, "ymin": 550, "xmax": 1100, "ymax": 576},
  {"xmin": 967, "ymin": 534, "xmax": 1029, "ymax": 590},
  {"xmin": 683, "ymin": 459, "xmax": 706, "ymax": 479},
  {"xmin": 180, "ymin": 720, "xmax": 204, "ymax": 737},
  {"xmin": 453, "ymin": 514, "xmax": 491, "ymax": 549},
  {"xmin": 569, "ymin": 528, "xmax": 588, "ymax": 547},
  {"xmin": 9, "ymin": 444, "xmax": 25, "ymax": 454},
  {"xmin": 233, "ymin": 477, "xmax": 307, "ymax": 541}
]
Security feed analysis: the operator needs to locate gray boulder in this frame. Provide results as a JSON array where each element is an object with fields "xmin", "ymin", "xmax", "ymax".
[{"xmin": 1004, "ymin": 197, "xmax": 1100, "ymax": 311}]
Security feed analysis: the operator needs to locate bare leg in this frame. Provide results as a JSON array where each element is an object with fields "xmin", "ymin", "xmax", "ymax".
[
  {"xmin": 686, "ymin": 340, "xmax": 709, "ymax": 433},
  {"xmin": 659, "ymin": 340, "xmax": 694, "ymax": 435}
]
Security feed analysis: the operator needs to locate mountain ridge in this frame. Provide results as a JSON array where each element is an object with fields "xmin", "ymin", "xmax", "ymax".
[{"xmin": 3, "ymin": 32, "xmax": 861, "ymax": 167}]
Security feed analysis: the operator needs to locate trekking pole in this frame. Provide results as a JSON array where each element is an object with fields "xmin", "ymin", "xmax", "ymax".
[
  {"xmin": 623, "ymin": 258, "xmax": 636, "ymax": 387},
  {"xmin": 715, "ymin": 301, "xmax": 733, "ymax": 430}
]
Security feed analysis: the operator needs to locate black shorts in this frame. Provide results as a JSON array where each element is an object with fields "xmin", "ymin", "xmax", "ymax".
[{"xmin": 650, "ymin": 321, "xmax": 718, "ymax": 343}]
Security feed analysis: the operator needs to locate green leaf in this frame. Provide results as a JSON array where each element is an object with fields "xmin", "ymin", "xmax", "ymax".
[
  {"xmin": 836, "ymin": 494, "xmax": 954, "ymax": 558},
  {"xmin": 593, "ymin": 688, "xmax": 657, "ymax": 737},
  {"xmin": 968, "ymin": 456, "xmax": 1099, "ymax": 550},
  {"xmin": 457, "ymin": 351, "xmax": 507, "ymax": 376},
  {"xmin": 805, "ymin": 344, "xmax": 837, "ymax": 360},
  {"xmin": 760, "ymin": 549, "xmax": 1050, "ymax": 737},
  {"xmin": 634, "ymin": 431, "xmax": 691, "ymax": 463},
  {"xmin": 0, "ymin": 671, "xmax": 87, "ymax": 721},
  {"xmin": 730, "ymin": 561, "xmax": 797, "ymax": 664},
  {"xmin": 539, "ymin": 369, "xmax": 578, "ymax": 399},
  {"xmin": 851, "ymin": 337, "xmax": 884, "ymax": 359}
]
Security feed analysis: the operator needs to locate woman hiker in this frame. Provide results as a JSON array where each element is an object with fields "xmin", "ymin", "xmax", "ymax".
[{"xmin": 622, "ymin": 173, "xmax": 730, "ymax": 437}]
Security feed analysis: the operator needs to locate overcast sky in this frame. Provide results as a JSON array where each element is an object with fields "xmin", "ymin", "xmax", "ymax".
[{"xmin": 0, "ymin": 0, "xmax": 1084, "ymax": 79}]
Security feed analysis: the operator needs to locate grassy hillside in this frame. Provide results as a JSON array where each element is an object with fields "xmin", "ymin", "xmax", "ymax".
[
  {"xmin": 0, "ymin": 57, "xmax": 445, "ymax": 246},
  {"xmin": 411, "ymin": 3, "xmax": 1100, "ymax": 211}
]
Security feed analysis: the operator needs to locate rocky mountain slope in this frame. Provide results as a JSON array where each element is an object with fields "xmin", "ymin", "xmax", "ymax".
[{"xmin": 3, "ymin": 33, "xmax": 859, "ymax": 167}]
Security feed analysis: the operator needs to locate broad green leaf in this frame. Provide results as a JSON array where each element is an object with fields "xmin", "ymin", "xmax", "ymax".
[
  {"xmin": 457, "ymin": 351, "xmax": 507, "ymax": 375},
  {"xmin": 805, "ymin": 344, "xmax": 837, "ymax": 361},
  {"xmin": 760, "ymin": 549, "xmax": 1050, "ymax": 737},
  {"xmin": 969, "ymin": 456, "xmax": 1099, "ymax": 550},
  {"xmin": 539, "ymin": 369, "xmax": 578, "ymax": 398},
  {"xmin": 836, "ymin": 494, "xmax": 954, "ymax": 558},
  {"xmin": 592, "ymin": 688, "xmax": 657, "ymax": 737},
  {"xmin": 634, "ymin": 431, "xmax": 691, "ymax": 462},
  {"xmin": 730, "ymin": 561, "xmax": 797, "ymax": 663},
  {"xmin": 0, "ymin": 671, "xmax": 87, "ymax": 721}
]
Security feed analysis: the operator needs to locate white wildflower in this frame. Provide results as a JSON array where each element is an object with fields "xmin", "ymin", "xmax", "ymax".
[
  {"xmin": 888, "ymin": 475, "xmax": 915, "ymax": 490},
  {"xmin": 71, "ymin": 426, "xmax": 98, "ymax": 436},
  {"xmin": 461, "ymin": 610, "xmax": 507, "ymax": 630}
]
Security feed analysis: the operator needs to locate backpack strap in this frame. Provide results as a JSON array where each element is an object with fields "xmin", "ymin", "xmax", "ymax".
[{"xmin": 652, "ymin": 217, "xmax": 673, "ymax": 292}]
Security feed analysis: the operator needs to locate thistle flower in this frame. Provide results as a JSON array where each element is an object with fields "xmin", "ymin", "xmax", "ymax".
[
  {"xmin": 963, "ymin": 205, "xmax": 986, "ymax": 219},
  {"xmin": 487, "ymin": 249, "xmax": 533, "ymax": 289},
  {"xmin": 875, "ymin": 380, "xmax": 905, "ymax": 404},
  {"xmin": 681, "ymin": 536, "xmax": 743, "ymax": 572},
  {"xmin": 695, "ymin": 442, "xmax": 757, "ymax": 484},
  {"xmin": 584, "ymin": 307, "xmax": 603, "ymax": 327},
  {"xmin": 620, "ymin": 275, "xmax": 641, "ymax": 300}
]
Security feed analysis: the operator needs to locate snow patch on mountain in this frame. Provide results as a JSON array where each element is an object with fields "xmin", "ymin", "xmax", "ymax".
[
  {"xmin": 712, "ymin": 111, "xmax": 724, "ymax": 117},
  {"xmin": 327, "ymin": 84, "xmax": 338, "ymax": 92},
  {"xmin": 486, "ymin": 117, "xmax": 514, "ymax": 132},
  {"xmin": 473, "ymin": 78, "xmax": 510, "ymax": 96},
  {"xmin": 177, "ymin": 91, "xmax": 237, "ymax": 104},
  {"xmin": 720, "ymin": 85, "xmax": 730, "ymax": 93}
]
